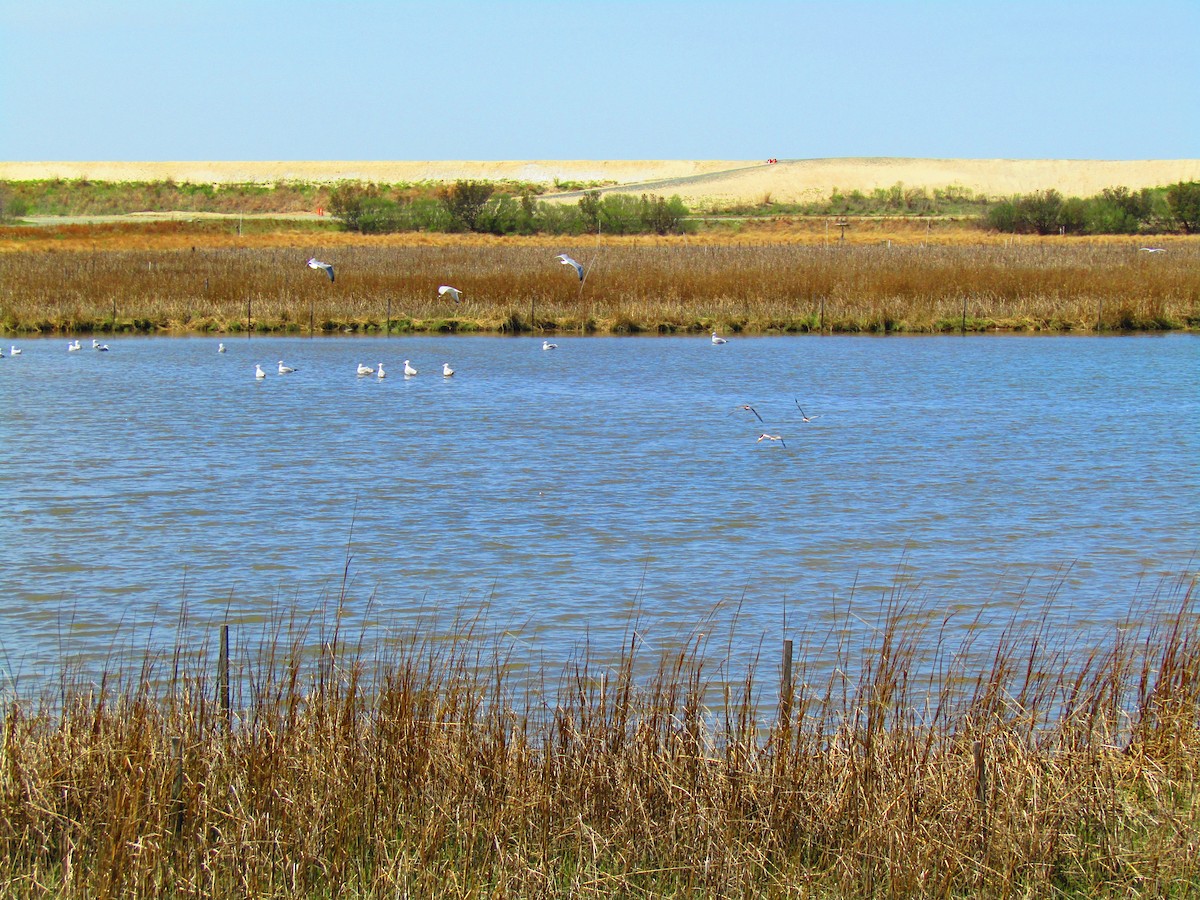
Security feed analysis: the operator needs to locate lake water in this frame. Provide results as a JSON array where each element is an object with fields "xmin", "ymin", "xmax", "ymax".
[{"xmin": 1, "ymin": 333, "xmax": 1197, "ymax": 693}]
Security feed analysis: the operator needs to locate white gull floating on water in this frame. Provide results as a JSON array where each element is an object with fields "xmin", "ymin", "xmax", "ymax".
[
  {"xmin": 255, "ymin": 364, "xmax": 267, "ymax": 379},
  {"xmin": 403, "ymin": 360, "xmax": 418, "ymax": 377},
  {"xmin": 356, "ymin": 363, "xmax": 375, "ymax": 376},
  {"xmin": 443, "ymin": 362, "xmax": 455, "ymax": 377}
]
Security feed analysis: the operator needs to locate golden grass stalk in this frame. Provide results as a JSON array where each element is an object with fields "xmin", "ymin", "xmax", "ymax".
[
  {"xmin": 1, "ymin": 227, "xmax": 1196, "ymax": 335},
  {"xmin": 1, "ymin": 579, "xmax": 1197, "ymax": 898}
]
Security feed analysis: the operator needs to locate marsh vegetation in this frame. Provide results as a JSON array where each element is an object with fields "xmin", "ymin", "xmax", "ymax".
[
  {"xmin": 1, "ymin": 225, "xmax": 1195, "ymax": 335},
  {"xmin": 1, "ymin": 587, "xmax": 1197, "ymax": 898}
]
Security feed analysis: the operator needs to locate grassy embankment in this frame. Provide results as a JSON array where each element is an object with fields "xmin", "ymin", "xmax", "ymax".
[
  {"xmin": 1, "ymin": 586, "xmax": 1197, "ymax": 898},
  {"xmin": 1, "ymin": 221, "xmax": 1196, "ymax": 335}
]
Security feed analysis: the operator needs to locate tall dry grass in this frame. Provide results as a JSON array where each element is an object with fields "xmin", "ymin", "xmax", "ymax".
[
  {"xmin": 1, "ymin": 227, "xmax": 1197, "ymax": 335},
  {"xmin": 1, "ymin": 580, "xmax": 1198, "ymax": 898}
]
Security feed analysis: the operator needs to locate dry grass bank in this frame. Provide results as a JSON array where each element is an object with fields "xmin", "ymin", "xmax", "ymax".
[
  {"xmin": 1, "ymin": 587, "xmax": 1197, "ymax": 898},
  {"xmin": 1, "ymin": 223, "xmax": 1196, "ymax": 335}
]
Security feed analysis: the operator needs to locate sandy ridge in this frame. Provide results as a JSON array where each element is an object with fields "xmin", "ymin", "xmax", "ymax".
[{"xmin": 2, "ymin": 158, "xmax": 1198, "ymax": 205}]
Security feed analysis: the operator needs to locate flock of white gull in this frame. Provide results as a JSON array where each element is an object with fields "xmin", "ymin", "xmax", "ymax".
[{"xmin": 2, "ymin": 253, "xmax": 823, "ymax": 448}]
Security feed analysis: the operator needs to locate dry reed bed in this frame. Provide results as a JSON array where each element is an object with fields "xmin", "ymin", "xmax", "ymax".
[
  {"xmin": 1, "ymin": 233, "xmax": 1197, "ymax": 335},
  {"xmin": 2, "ymin": 588, "xmax": 1198, "ymax": 898}
]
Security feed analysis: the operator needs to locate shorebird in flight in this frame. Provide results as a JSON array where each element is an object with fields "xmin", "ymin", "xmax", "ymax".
[
  {"xmin": 438, "ymin": 285, "xmax": 462, "ymax": 303},
  {"xmin": 403, "ymin": 359, "xmax": 418, "ymax": 377},
  {"xmin": 356, "ymin": 363, "xmax": 375, "ymax": 376},
  {"xmin": 542, "ymin": 340, "xmax": 558, "ymax": 350},
  {"xmin": 795, "ymin": 401, "xmax": 822, "ymax": 422},
  {"xmin": 255, "ymin": 364, "xmax": 267, "ymax": 379},
  {"xmin": 277, "ymin": 360, "xmax": 296, "ymax": 374},
  {"xmin": 711, "ymin": 331, "xmax": 728, "ymax": 345},
  {"xmin": 1139, "ymin": 247, "xmax": 1166, "ymax": 253},
  {"xmin": 732, "ymin": 404, "xmax": 763, "ymax": 423},
  {"xmin": 306, "ymin": 257, "xmax": 335, "ymax": 281},
  {"xmin": 757, "ymin": 433, "xmax": 786, "ymax": 448},
  {"xmin": 443, "ymin": 362, "xmax": 455, "ymax": 377},
  {"xmin": 555, "ymin": 254, "xmax": 584, "ymax": 280}
]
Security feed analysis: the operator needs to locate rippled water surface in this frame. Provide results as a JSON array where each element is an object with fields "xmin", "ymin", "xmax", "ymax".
[{"xmin": 2, "ymin": 333, "xmax": 1197, "ymax": 684}]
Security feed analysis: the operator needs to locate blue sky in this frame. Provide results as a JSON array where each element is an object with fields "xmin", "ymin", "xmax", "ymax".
[{"xmin": 1, "ymin": 0, "xmax": 1196, "ymax": 161}]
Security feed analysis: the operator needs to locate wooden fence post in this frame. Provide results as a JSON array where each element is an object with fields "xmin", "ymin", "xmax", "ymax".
[
  {"xmin": 170, "ymin": 737, "xmax": 185, "ymax": 836},
  {"xmin": 218, "ymin": 623, "xmax": 230, "ymax": 732},
  {"xmin": 974, "ymin": 738, "xmax": 990, "ymax": 850},
  {"xmin": 780, "ymin": 639, "xmax": 794, "ymax": 727}
]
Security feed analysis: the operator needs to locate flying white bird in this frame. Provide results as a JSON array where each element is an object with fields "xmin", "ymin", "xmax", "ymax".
[
  {"xmin": 68, "ymin": 340, "xmax": 81, "ymax": 352},
  {"xmin": 356, "ymin": 363, "xmax": 375, "ymax": 376},
  {"xmin": 277, "ymin": 360, "xmax": 296, "ymax": 374},
  {"xmin": 711, "ymin": 331, "xmax": 728, "ymax": 345},
  {"xmin": 1139, "ymin": 247, "xmax": 1166, "ymax": 253},
  {"xmin": 438, "ymin": 285, "xmax": 462, "ymax": 303},
  {"xmin": 542, "ymin": 340, "xmax": 558, "ymax": 350},
  {"xmin": 255, "ymin": 364, "xmax": 267, "ymax": 379},
  {"xmin": 555, "ymin": 254, "xmax": 584, "ymax": 280},
  {"xmin": 732, "ymin": 404, "xmax": 763, "ymax": 423},
  {"xmin": 377, "ymin": 363, "xmax": 386, "ymax": 378},
  {"xmin": 442, "ymin": 362, "xmax": 455, "ymax": 377},
  {"xmin": 306, "ymin": 257, "xmax": 335, "ymax": 281},
  {"xmin": 218, "ymin": 342, "xmax": 226, "ymax": 353},
  {"xmin": 757, "ymin": 433, "xmax": 786, "ymax": 448},
  {"xmin": 403, "ymin": 359, "xmax": 418, "ymax": 377},
  {"xmin": 795, "ymin": 402, "xmax": 822, "ymax": 422},
  {"xmin": 92, "ymin": 339, "xmax": 110, "ymax": 352}
]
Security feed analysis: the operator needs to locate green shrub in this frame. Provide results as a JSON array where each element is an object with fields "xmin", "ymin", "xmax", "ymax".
[{"xmin": 1166, "ymin": 181, "xmax": 1200, "ymax": 233}]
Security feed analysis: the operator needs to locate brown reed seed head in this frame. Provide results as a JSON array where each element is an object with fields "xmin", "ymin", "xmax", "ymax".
[
  {"xmin": 0, "ymin": 227, "xmax": 1195, "ymax": 335},
  {"xmin": 0, "ymin": 586, "xmax": 1197, "ymax": 897}
]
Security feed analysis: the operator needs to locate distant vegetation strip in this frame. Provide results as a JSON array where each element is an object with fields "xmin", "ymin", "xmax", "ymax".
[
  {"xmin": 1, "ymin": 235, "xmax": 1195, "ymax": 336},
  {"xmin": 2, "ymin": 178, "xmax": 1199, "ymax": 236}
]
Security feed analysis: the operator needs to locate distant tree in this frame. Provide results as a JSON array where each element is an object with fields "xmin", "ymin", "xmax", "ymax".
[
  {"xmin": 329, "ymin": 182, "xmax": 382, "ymax": 232},
  {"xmin": 598, "ymin": 194, "xmax": 642, "ymax": 235},
  {"xmin": 578, "ymin": 190, "xmax": 602, "ymax": 233},
  {"xmin": 355, "ymin": 197, "xmax": 403, "ymax": 234},
  {"xmin": 1166, "ymin": 181, "xmax": 1200, "ymax": 233},
  {"xmin": 476, "ymin": 195, "xmax": 529, "ymax": 235},
  {"xmin": 639, "ymin": 194, "xmax": 688, "ymax": 235},
  {"xmin": 531, "ymin": 201, "xmax": 583, "ymax": 235},
  {"xmin": 1015, "ymin": 189, "xmax": 1064, "ymax": 235},
  {"xmin": 439, "ymin": 180, "xmax": 494, "ymax": 232},
  {"xmin": 1058, "ymin": 197, "xmax": 1090, "ymax": 234},
  {"xmin": 984, "ymin": 199, "xmax": 1019, "ymax": 232},
  {"xmin": 0, "ymin": 185, "xmax": 29, "ymax": 221}
]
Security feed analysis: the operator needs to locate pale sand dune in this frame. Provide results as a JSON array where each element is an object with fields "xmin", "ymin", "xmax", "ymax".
[{"xmin": 2, "ymin": 158, "xmax": 1198, "ymax": 205}]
